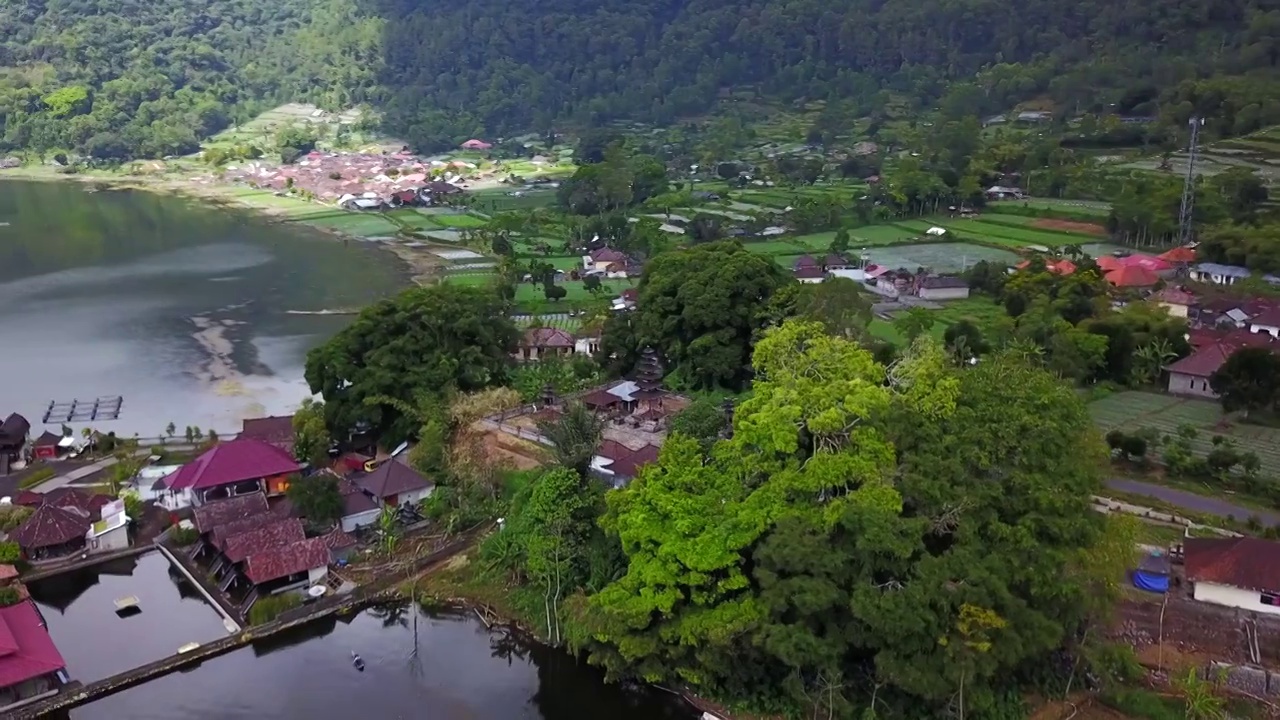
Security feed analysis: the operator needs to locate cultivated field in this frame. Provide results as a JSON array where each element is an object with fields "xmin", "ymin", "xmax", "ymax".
[{"xmin": 1089, "ymin": 391, "xmax": 1280, "ymax": 477}]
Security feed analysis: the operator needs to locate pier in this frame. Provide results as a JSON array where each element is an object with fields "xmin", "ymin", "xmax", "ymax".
[{"xmin": 42, "ymin": 396, "xmax": 123, "ymax": 424}]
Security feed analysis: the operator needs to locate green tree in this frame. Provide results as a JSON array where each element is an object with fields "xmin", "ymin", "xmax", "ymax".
[
  {"xmin": 522, "ymin": 468, "xmax": 599, "ymax": 644},
  {"xmin": 285, "ymin": 474, "xmax": 344, "ymax": 527},
  {"xmin": 1210, "ymin": 347, "xmax": 1280, "ymax": 418},
  {"xmin": 795, "ymin": 276, "xmax": 873, "ymax": 340},
  {"xmin": 537, "ymin": 402, "xmax": 603, "ymax": 479},
  {"xmin": 667, "ymin": 396, "xmax": 728, "ymax": 453},
  {"xmin": 828, "ymin": 227, "xmax": 851, "ymax": 255},
  {"xmin": 304, "ymin": 285, "xmax": 517, "ymax": 443},
  {"xmin": 892, "ymin": 307, "xmax": 936, "ymax": 343},
  {"xmin": 292, "ymin": 398, "xmax": 332, "ymax": 467}
]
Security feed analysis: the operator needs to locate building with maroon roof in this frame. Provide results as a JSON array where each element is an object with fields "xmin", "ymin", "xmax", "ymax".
[
  {"xmin": 154, "ymin": 438, "xmax": 301, "ymax": 510},
  {"xmin": 516, "ymin": 327, "xmax": 576, "ymax": 361},
  {"xmin": 583, "ymin": 247, "xmax": 630, "ymax": 272},
  {"xmin": 236, "ymin": 416, "xmax": 296, "ymax": 455},
  {"xmin": 356, "ymin": 459, "xmax": 434, "ymax": 508},
  {"xmin": 1185, "ymin": 537, "xmax": 1280, "ymax": 615},
  {"xmin": 221, "ymin": 519, "xmax": 306, "ymax": 564},
  {"xmin": 1166, "ymin": 329, "xmax": 1278, "ymax": 398},
  {"xmin": 243, "ymin": 538, "xmax": 330, "ymax": 590},
  {"xmin": 192, "ymin": 492, "xmax": 271, "ymax": 536},
  {"xmin": 0, "ymin": 600, "xmax": 66, "ymax": 708},
  {"xmin": 1250, "ymin": 306, "xmax": 1280, "ymax": 339},
  {"xmin": 1104, "ymin": 265, "xmax": 1159, "ymax": 288},
  {"xmin": 11, "ymin": 505, "xmax": 91, "ymax": 561}
]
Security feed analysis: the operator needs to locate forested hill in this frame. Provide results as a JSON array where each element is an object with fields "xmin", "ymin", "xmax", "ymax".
[
  {"xmin": 2, "ymin": 0, "xmax": 1279, "ymax": 158},
  {"xmin": 376, "ymin": 0, "xmax": 1280, "ymax": 147}
]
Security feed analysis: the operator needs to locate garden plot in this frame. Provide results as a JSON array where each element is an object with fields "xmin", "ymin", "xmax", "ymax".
[
  {"xmin": 988, "ymin": 199, "xmax": 1112, "ymax": 216},
  {"xmin": 429, "ymin": 248, "xmax": 486, "ymax": 261},
  {"xmin": 691, "ymin": 208, "xmax": 752, "ymax": 221},
  {"xmin": 426, "ymin": 230, "xmax": 463, "ymax": 242},
  {"xmin": 863, "ymin": 243, "xmax": 1017, "ymax": 272},
  {"xmin": 930, "ymin": 219, "xmax": 1097, "ymax": 247},
  {"xmin": 1089, "ymin": 391, "xmax": 1280, "ymax": 478}
]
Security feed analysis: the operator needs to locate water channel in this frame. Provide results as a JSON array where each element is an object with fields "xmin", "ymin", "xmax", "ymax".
[{"xmin": 0, "ymin": 179, "xmax": 406, "ymax": 438}]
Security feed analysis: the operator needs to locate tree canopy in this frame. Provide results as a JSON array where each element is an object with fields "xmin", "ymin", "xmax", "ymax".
[{"xmin": 304, "ymin": 285, "xmax": 517, "ymax": 443}]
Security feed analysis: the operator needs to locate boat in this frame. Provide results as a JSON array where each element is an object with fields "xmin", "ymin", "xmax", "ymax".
[
  {"xmin": 351, "ymin": 651, "xmax": 365, "ymax": 672},
  {"xmin": 177, "ymin": 642, "xmax": 201, "ymax": 654},
  {"xmin": 113, "ymin": 596, "xmax": 141, "ymax": 614}
]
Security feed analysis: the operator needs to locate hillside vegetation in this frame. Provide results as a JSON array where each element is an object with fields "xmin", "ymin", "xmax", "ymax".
[{"xmin": 2, "ymin": 0, "xmax": 1280, "ymax": 157}]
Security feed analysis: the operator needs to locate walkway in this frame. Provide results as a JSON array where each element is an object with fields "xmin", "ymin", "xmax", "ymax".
[
  {"xmin": 33, "ymin": 455, "xmax": 126, "ymax": 492},
  {"xmin": 1105, "ymin": 478, "xmax": 1280, "ymax": 526}
]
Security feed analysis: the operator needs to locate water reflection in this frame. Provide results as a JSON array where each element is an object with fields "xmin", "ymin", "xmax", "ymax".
[{"xmin": 67, "ymin": 603, "xmax": 696, "ymax": 720}]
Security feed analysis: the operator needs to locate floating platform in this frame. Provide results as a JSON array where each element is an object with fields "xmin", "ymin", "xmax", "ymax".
[
  {"xmin": 43, "ymin": 396, "xmax": 123, "ymax": 425},
  {"xmin": 113, "ymin": 596, "xmax": 140, "ymax": 613}
]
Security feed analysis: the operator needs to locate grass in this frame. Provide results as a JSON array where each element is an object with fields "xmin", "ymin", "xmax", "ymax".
[
  {"xmin": 989, "ymin": 198, "xmax": 1112, "ymax": 216},
  {"xmin": 931, "ymin": 219, "xmax": 1100, "ymax": 247},
  {"xmin": 514, "ymin": 315, "xmax": 583, "ymax": 333},
  {"xmin": 248, "ymin": 593, "xmax": 302, "ymax": 625},
  {"xmin": 18, "ymin": 467, "xmax": 56, "ymax": 490},
  {"xmin": 435, "ymin": 213, "xmax": 489, "ymax": 229},
  {"xmin": 287, "ymin": 210, "xmax": 400, "ymax": 237},
  {"xmin": 1089, "ymin": 391, "xmax": 1280, "ymax": 477}
]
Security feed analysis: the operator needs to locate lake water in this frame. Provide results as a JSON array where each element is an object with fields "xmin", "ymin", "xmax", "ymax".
[
  {"xmin": 63, "ymin": 602, "xmax": 696, "ymax": 720},
  {"xmin": 0, "ymin": 180, "xmax": 405, "ymax": 437}
]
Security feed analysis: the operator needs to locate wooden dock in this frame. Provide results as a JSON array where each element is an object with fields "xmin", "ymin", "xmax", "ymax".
[{"xmin": 42, "ymin": 396, "xmax": 123, "ymax": 424}]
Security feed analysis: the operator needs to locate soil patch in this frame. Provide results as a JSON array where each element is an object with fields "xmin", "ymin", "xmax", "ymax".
[
  {"xmin": 1028, "ymin": 695, "xmax": 1132, "ymax": 720},
  {"xmin": 1032, "ymin": 218, "xmax": 1109, "ymax": 236}
]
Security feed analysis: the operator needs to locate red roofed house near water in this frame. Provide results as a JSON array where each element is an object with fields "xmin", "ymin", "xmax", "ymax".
[
  {"xmin": 155, "ymin": 438, "xmax": 301, "ymax": 510},
  {"xmin": 1185, "ymin": 537, "xmax": 1280, "ymax": 615},
  {"xmin": 236, "ymin": 416, "xmax": 296, "ymax": 455},
  {"xmin": 192, "ymin": 492, "xmax": 271, "ymax": 535},
  {"xmin": 0, "ymin": 600, "xmax": 67, "ymax": 708},
  {"xmin": 356, "ymin": 459, "xmax": 434, "ymax": 508},
  {"xmin": 243, "ymin": 538, "xmax": 330, "ymax": 589},
  {"xmin": 11, "ymin": 504, "xmax": 92, "ymax": 561}
]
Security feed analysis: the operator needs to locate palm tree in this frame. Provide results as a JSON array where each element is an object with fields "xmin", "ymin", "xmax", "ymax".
[
  {"xmin": 1130, "ymin": 338, "xmax": 1178, "ymax": 386},
  {"xmin": 536, "ymin": 402, "xmax": 603, "ymax": 480}
]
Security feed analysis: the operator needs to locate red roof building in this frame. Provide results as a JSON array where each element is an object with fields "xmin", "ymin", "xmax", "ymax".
[
  {"xmin": 160, "ymin": 438, "xmax": 300, "ymax": 502},
  {"xmin": 42, "ymin": 488, "xmax": 110, "ymax": 517},
  {"xmin": 608, "ymin": 444, "xmax": 661, "ymax": 480},
  {"xmin": 1118, "ymin": 254, "xmax": 1172, "ymax": 273},
  {"xmin": 1186, "ymin": 537, "xmax": 1280, "ymax": 598},
  {"xmin": 243, "ymin": 538, "xmax": 330, "ymax": 586},
  {"xmin": 31, "ymin": 431, "xmax": 61, "ymax": 461},
  {"xmin": 587, "ymin": 247, "xmax": 629, "ymax": 266},
  {"xmin": 192, "ymin": 493, "xmax": 270, "ymax": 535},
  {"xmin": 1016, "ymin": 258, "xmax": 1076, "ymax": 275},
  {"xmin": 518, "ymin": 327, "xmax": 576, "ymax": 361},
  {"xmin": 221, "ymin": 519, "xmax": 306, "ymax": 564},
  {"xmin": 0, "ymin": 600, "xmax": 66, "ymax": 696},
  {"xmin": 356, "ymin": 459, "xmax": 434, "ymax": 507},
  {"xmin": 1095, "ymin": 255, "xmax": 1123, "ymax": 272},
  {"xmin": 206, "ymin": 510, "xmax": 276, "ymax": 548},
  {"xmin": 1166, "ymin": 329, "xmax": 1278, "ymax": 397},
  {"xmin": 1105, "ymin": 265, "xmax": 1159, "ymax": 287},
  {"xmin": 1158, "ymin": 246, "xmax": 1198, "ymax": 264},
  {"xmin": 237, "ymin": 416, "xmax": 296, "ymax": 454},
  {"xmin": 11, "ymin": 505, "xmax": 90, "ymax": 560}
]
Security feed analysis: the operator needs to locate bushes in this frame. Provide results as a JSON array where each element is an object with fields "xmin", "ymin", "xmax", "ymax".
[
  {"xmin": 248, "ymin": 593, "xmax": 301, "ymax": 625},
  {"xmin": 1098, "ymin": 687, "xmax": 1184, "ymax": 720},
  {"xmin": 0, "ymin": 541, "xmax": 20, "ymax": 564},
  {"xmin": 169, "ymin": 525, "xmax": 199, "ymax": 546},
  {"xmin": 0, "ymin": 505, "xmax": 33, "ymax": 532},
  {"xmin": 0, "ymin": 587, "xmax": 21, "ymax": 607}
]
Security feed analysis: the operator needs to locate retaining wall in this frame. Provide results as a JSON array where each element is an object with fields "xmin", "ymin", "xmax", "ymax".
[{"xmin": 1111, "ymin": 596, "xmax": 1280, "ymax": 666}]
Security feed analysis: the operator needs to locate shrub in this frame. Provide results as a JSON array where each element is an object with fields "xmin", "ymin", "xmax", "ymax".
[
  {"xmin": 169, "ymin": 525, "xmax": 199, "ymax": 546},
  {"xmin": 0, "ymin": 505, "xmax": 33, "ymax": 532},
  {"xmin": 0, "ymin": 587, "xmax": 21, "ymax": 607},
  {"xmin": 0, "ymin": 542, "xmax": 20, "ymax": 564},
  {"xmin": 248, "ymin": 593, "xmax": 301, "ymax": 625}
]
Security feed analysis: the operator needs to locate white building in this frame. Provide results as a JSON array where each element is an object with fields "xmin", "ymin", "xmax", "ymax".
[
  {"xmin": 1189, "ymin": 262, "xmax": 1251, "ymax": 286},
  {"xmin": 1185, "ymin": 537, "xmax": 1280, "ymax": 616},
  {"xmin": 1249, "ymin": 308, "xmax": 1280, "ymax": 339},
  {"xmin": 86, "ymin": 499, "xmax": 129, "ymax": 554}
]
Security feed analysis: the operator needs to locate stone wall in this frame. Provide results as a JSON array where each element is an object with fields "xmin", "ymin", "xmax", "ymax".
[{"xmin": 1111, "ymin": 596, "xmax": 1280, "ymax": 666}]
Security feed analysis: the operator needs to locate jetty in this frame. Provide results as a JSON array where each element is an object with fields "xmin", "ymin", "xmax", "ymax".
[{"xmin": 42, "ymin": 396, "xmax": 123, "ymax": 424}]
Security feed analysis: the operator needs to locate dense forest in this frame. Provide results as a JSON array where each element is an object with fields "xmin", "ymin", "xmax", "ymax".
[{"xmin": 3, "ymin": 0, "xmax": 1280, "ymax": 157}]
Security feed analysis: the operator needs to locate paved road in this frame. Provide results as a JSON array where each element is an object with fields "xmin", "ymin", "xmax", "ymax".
[{"xmin": 1105, "ymin": 478, "xmax": 1280, "ymax": 526}]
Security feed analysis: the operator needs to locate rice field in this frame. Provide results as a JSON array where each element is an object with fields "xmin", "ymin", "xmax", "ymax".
[
  {"xmin": 988, "ymin": 198, "xmax": 1111, "ymax": 216},
  {"xmin": 861, "ymin": 243, "xmax": 1018, "ymax": 272},
  {"xmin": 289, "ymin": 211, "xmax": 400, "ymax": 237},
  {"xmin": 927, "ymin": 219, "xmax": 1099, "ymax": 248},
  {"xmin": 1089, "ymin": 391, "xmax": 1280, "ymax": 477}
]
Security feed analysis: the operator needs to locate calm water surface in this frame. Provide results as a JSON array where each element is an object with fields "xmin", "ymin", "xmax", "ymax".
[
  {"xmin": 0, "ymin": 180, "xmax": 405, "ymax": 436},
  {"xmin": 65, "ymin": 602, "xmax": 696, "ymax": 720}
]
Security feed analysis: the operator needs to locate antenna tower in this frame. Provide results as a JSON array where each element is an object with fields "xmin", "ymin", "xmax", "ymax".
[{"xmin": 1177, "ymin": 116, "xmax": 1204, "ymax": 246}]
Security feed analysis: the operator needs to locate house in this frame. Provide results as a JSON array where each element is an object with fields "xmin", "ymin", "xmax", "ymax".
[
  {"xmin": 915, "ymin": 275, "xmax": 970, "ymax": 301},
  {"xmin": 221, "ymin": 519, "xmax": 306, "ymax": 568},
  {"xmin": 516, "ymin": 327, "xmax": 576, "ymax": 361},
  {"xmin": 824, "ymin": 254, "xmax": 851, "ymax": 271},
  {"xmin": 1105, "ymin": 265, "xmax": 1159, "ymax": 288},
  {"xmin": 321, "ymin": 526, "xmax": 358, "ymax": 563},
  {"xmin": 85, "ymin": 499, "xmax": 129, "ymax": 555},
  {"xmin": 154, "ymin": 438, "xmax": 301, "ymax": 510},
  {"xmin": 191, "ymin": 492, "xmax": 271, "ymax": 537},
  {"xmin": 985, "ymin": 185, "xmax": 1023, "ymax": 200},
  {"xmin": 0, "ymin": 600, "xmax": 67, "ymax": 709},
  {"xmin": 1152, "ymin": 287, "xmax": 1196, "ymax": 318},
  {"xmin": 1189, "ymin": 263, "xmax": 1251, "ymax": 286},
  {"xmin": 421, "ymin": 181, "xmax": 463, "ymax": 198},
  {"xmin": 1117, "ymin": 253, "xmax": 1173, "ymax": 276},
  {"xmin": 1249, "ymin": 307, "xmax": 1280, "ymax": 339},
  {"xmin": 388, "ymin": 189, "xmax": 419, "ymax": 208},
  {"xmin": 1016, "ymin": 111, "xmax": 1053, "ymax": 123},
  {"xmin": 356, "ymin": 459, "xmax": 434, "ymax": 508},
  {"xmin": 583, "ymin": 247, "xmax": 630, "ymax": 273},
  {"xmin": 30, "ymin": 432, "xmax": 61, "ymax": 462},
  {"xmin": 794, "ymin": 265, "xmax": 826, "ymax": 284},
  {"xmin": 460, "ymin": 139, "xmax": 492, "ymax": 151},
  {"xmin": 591, "ymin": 441, "xmax": 661, "ymax": 485},
  {"xmin": 42, "ymin": 488, "xmax": 111, "ymax": 518},
  {"xmin": 1184, "ymin": 537, "xmax": 1280, "ymax": 616},
  {"xmin": 1165, "ymin": 330, "xmax": 1277, "ymax": 398},
  {"xmin": 337, "ymin": 478, "xmax": 381, "ymax": 532},
  {"xmin": 12, "ymin": 504, "xmax": 91, "ymax": 561},
  {"xmin": 237, "ymin": 416, "xmax": 296, "ymax": 455},
  {"xmin": 243, "ymin": 538, "xmax": 330, "ymax": 591},
  {"xmin": 876, "ymin": 269, "xmax": 914, "ymax": 298},
  {"xmin": 575, "ymin": 333, "xmax": 601, "ymax": 356},
  {"xmin": 1158, "ymin": 246, "xmax": 1198, "ymax": 264},
  {"xmin": 612, "ymin": 288, "xmax": 638, "ymax": 312}
]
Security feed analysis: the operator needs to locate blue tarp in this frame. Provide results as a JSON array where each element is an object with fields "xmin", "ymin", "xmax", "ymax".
[{"xmin": 1133, "ymin": 570, "xmax": 1169, "ymax": 593}]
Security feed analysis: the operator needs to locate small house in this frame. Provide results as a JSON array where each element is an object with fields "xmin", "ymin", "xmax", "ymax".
[
  {"xmin": 1165, "ymin": 331, "xmax": 1277, "ymax": 398},
  {"xmin": 460, "ymin": 139, "xmax": 492, "ymax": 151},
  {"xmin": 1152, "ymin": 287, "xmax": 1196, "ymax": 318},
  {"xmin": 86, "ymin": 498, "xmax": 129, "ymax": 555},
  {"xmin": 516, "ymin": 327, "xmax": 576, "ymax": 361},
  {"xmin": 154, "ymin": 439, "xmax": 301, "ymax": 510},
  {"xmin": 191, "ymin": 492, "xmax": 271, "ymax": 538},
  {"xmin": 1250, "ymin": 308, "xmax": 1280, "ymax": 339},
  {"xmin": 1185, "ymin": 537, "xmax": 1280, "ymax": 615},
  {"xmin": 915, "ymin": 275, "xmax": 970, "ymax": 301},
  {"xmin": 1189, "ymin": 262, "xmax": 1251, "ymax": 286},
  {"xmin": 0, "ymin": 601, "xmax": 67, "ymax": 709},
  {"xmin": 321, "ymin": 527, "xmax": 358, "ymax": 563},
  {"xmin": 236, "ymin": 415, "xmax": 296, "ymax": 456},
  {"xmin": 12, "ymin": 504, "xmax": 91, "ymax": 561},
  {"xmin": 794, "ymin": 265, "xmax": 826, "ymax": 284},
  {"xmin": 30, "ymin": 432, "xmax": 62, "ymax": 462},
  {"xmin": 356, "ymin": 459, "xmax": 434, "ymax": 508},
  {"xmin": 1158, "ymin": 246, "xmax": 1197, "ymax": 265},
  {"xmin": 583, "ymin": 247, "xmax": 630, "ymax": 273},
  {"xmin": 243, "ymin": 538, "xmax": 330, "ymax": 592}
]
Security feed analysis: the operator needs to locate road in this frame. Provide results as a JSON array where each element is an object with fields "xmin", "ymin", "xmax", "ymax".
[{"xmin": 1105, "ymin": 478, "xmax": 1280, "ymax": 526}]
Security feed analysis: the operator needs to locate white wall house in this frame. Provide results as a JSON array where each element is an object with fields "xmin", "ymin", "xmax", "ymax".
[
  {"xmin": 1185, "ymin": 537, "xmax": 1280, "ymax": 616},
  {"xmin": 1249, "ymin": 309, "xmax": 1280, "ymax": 339},
  {"xmin": 1192, "ymin": 582, "xmax": 1280, "ymax": 617},
  {"xmin": 1189, "ymin": 263, "xmax": 1251, "ymax": 286}
]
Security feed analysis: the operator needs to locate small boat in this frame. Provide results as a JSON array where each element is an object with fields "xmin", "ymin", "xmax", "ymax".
[
  {"xmin": 114, "ymin": 596, "xmax": 141, "ymax": 614},
  {"xmin": 177, "ymin": 642, "xmax": 201, "ymax": 654},
  {"xmin": 351, "ymin": 651, "xmax": 365, "ymax": 672}
]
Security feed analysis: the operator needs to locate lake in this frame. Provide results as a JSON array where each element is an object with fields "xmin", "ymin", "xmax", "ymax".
[
  {"xmin": 0, "ymin": 180, "xmax": 406, "ymax": 438},
  {"xmin": 62, "ymin": 602, "xmax": 696, "ymax": 720}
]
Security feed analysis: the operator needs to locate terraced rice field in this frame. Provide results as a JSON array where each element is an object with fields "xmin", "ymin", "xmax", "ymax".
[
  {"xmin": 924, "ymin": 219, "xmax": 1101, "ymax": 248},
  {"xmin": 1089, "ymin": 391, "xmax": 1280, "ymax": 477},
  {"xmin": 988, "ymin": 199, "xmax": 1112, "ymax": 216}
]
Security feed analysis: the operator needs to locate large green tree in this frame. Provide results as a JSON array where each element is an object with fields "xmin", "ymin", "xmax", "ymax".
[
  {"xmin": 1210, "ymin": 347, "xmax": 1280, "ymax": 418},
  {"xmin": 304, "ymin": 285, "xmax": 517, "ymax": 443}
]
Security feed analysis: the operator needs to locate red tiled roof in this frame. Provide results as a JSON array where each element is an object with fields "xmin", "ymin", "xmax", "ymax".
[
  {"xmin": 0, "ymin": 600, "xmax": 66, "ymax": 688},
  {"xmin": 1105, "ymin": 265, "xmax": 1159, "ymax": 287},
  {"xmin": 1016, "ymin": 258, "xmax": 1076, "ymax": 275},
  {"xmin": 589, "ymin": 247, "xmax": 628, "ymax": 264},
  {"xmin": 1158, "ymin": 246, "xmax": 1198, "ymax": 263},
  {"xmin": 43, "ymin": 488, "xmax": 110, "ymax": 517},
  {"xmin": 11, "ymin": 491, "xmax": 43, "ymax": 508},
  {"xmin": 1166, "ymin": 344, "xmax": 1232, "ymax": 378},
  {"xmin": 321, "ymin": 526, "xmax": 357, "ymax": 550},
  {"xmin": 609, "ymin": 444, "xmax": 661, "ymax": 479},
  {"xmin": 824, "ymin": 254, "xmax": 848, "ymax": 267},
  {"xmin": 1252, "ymin": 307, "xmax": 1280, "ymax": 328},
  {"xmin": 1153, "ymin": 287, "xmax": 1196, "ymax": 306},
  {"xmin": 163, "ymin": 439, "xmax": 300, "ymax": 491},
  {"xmin": 243, "ymin": 538, "xmax": 329, "ymax": 585},
  {"xmin": 237, "ymin": 416, "xmax": 296, "ymax": 452},
  {"xmin": 794, "ymin": 255, "xmax": 819, "ymax": 270},
  {"xmin": 192, "ymin": 493, "xmax": 270, "ymax": 534},
  {"xmin": 521, "ymin": 327, "xmax": 575, "ymax": 348},
  {"xmin": 581, "ymin": 389, "xmax": 622, "ymax": 408},
  {"xmin": 1185, "ymin": 537, "xmax": 1280, "ymax": 593},
  {"xmin": 207, "ymin": 510, "xmax": 276, "ymax": 547},
  {"xmin": 1095, "ymin": 255, "xmax": 1123, "ymax": 272},
  {"xmin": 222, "ymin": 519, "xmax": 306, "ymax": 563},
  {"xmin": 1119, "ymin": 254, "xmax": 1172, "ymax": 272},
  {"xmin": 12, "ymin": 504, "xmax": 89, "ymax": 550},
  {"xmin": 794, "ymin": 266, "xmax": 825, "ymax": 279},
  {"xmin": 32, "ymin": 431, "xmax": 61, "ymax": 449},
  {"xmin": 596, "ymin": 439, "xmax": 633, "ymax": 462},
  {"xmin": 356, "ymin": 459, "xmax": 432, "ymax": 500}
]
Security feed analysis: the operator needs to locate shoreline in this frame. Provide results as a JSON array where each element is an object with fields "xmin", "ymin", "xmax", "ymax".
[{"xmin": 0, "ymin": 168, "xmax": 448, "ymax": 288}]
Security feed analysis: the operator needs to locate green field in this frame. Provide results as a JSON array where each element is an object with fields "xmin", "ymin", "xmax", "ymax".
[
  {"xmin": 286, "ymin": 210, "xmax": 400, "ymax": 237},
  {"xmin": 860, "ymin": 243, "xmax": 1018, "ymax": 272},
  {"xmin": 470, "ymin": 188, "xmax": 559, "ymax": 212},
  {"xmin": 928, "ymin": 219, "xmax": 1100, "ymax": 248},
  {"xmin": 1090, "ymin": 391, "xmax": 1280, "ymax": 477},
  {"xmin": 515, "ymin": 315, "xmax": 584, "ymax": 333},
  {"xmin": 988, "ymin": 199, "xmax": 1111, "ymax": 217}
]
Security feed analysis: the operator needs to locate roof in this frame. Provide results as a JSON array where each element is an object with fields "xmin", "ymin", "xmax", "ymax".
[
  {"xmin": 596, "ymin": 439, "xmax": 633, "ymax": 462},
  {"xmin": 43, "ymin": 487, "xmax": 110, "ymax": 517},
  {"xmin": 1158, "ymin": 246, "xmax": 1197, "ymax": 263},
  {"xmin": 0, "ymin": 600, "xmax": 66, "ymax": 688},
  {"xmin": 794, "ymin": 266, "xmax": 826, "ymax": 279},
  {"xmin": 356, "ymin": 459, "xmax": 433, "ymax": 500},
  {"xmin": 207, "ymin": 510, "xmax": 277, "ymax": 547},
  {"xmin": 1167, "ymin": 333, "xmax": 1278, "ymax": 377},
  {"xmin": 32, "ymin": 431, "xmax": 61, "ymax": 448},
  {"xmin": 1106, "ymin": 265, "xmax": 1159, "ymax": 287},
  {"xmin": 588, "ymin": 247, "xmax": 628, "ymax": 264},
  {"xmin": 1153, "ymin": 287, "xmax": 1196, "ymax": 306},
  {"xmin": 824, "ymin": 254, "xmax": 849, "ymax": 266},
  {"xmin": 221, "ymin": 519, "xmax": 306, "ymax": 563},
  {"xmin": 11, "ymin": 491, "xmax": 44, "ymax": 507},
  {"xmin": 608, "ymin": 444, "xmax": 661, "ymax": 479},
  {"xmin": 243, "ymin": 538, "xmax": 330, "ymax": 584},
  {"xmin": 237, "ymin": 416, "xmax": 296, "ymax": 452},
  {"xmin": 581, "ymin": 389, "xmax": 622, "ymax": 408},
  {"xmin": 321, "ymin": 526, "xmax": 357, "ymax": 550},
  {"xmin": 1095, "ymin": 255, "xmax": 1123, "ymax": 272},
  {"xmin": 919, "ymin": 275, "xmax": 967, "ymax": 289},
  {"xmin": 1118, "ymin": 254, "xmax": 1172, "ymax": 272},
  {"xmin": 0, "ymin": 566, "xmax": 18, "ymax": 582},
  {"xmin": 0, "ymin": 414, "xmax": 29, "ymax": 446},
  {"xmin": 11, "ymin": 504, "xmax": 89, "ymax": 550},
  {"xmin": 521, "ymin": 327, "xmax": 575, "ymax": 348},
  {"xmin": 793, "ymin": 255, "xmax": 820, "ymax": 270},
  {"xmin": 337, "ymin": 477, "xmax": 379, "ymax": 516},
  {"xmin": 1194, "ymin": 263, "xmax": 1251, "ymax": 279},
  {"xmin": 162, "ymin": 439, "xmax": 301, "ymax": 491},
  {"xmin": 192, "ymin": 493, "xmax": 270, "ymax": 534},
  {"xmin": 1016, "ymin": 259, "xmax": 1076, "ymax": 275},
  {"xmin": 1185, "ymin": 537, "xmax": 1280, "ymax": 593},
  {"xmin": 1252, "ymin": 307, "xmax": 1280, "ymax": 328}
]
